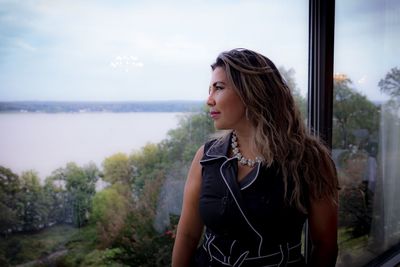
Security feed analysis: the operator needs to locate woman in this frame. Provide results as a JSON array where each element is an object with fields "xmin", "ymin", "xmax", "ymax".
[{"xmin": 172, "ymin": 48, "xmax": 338, "ymax": 267}]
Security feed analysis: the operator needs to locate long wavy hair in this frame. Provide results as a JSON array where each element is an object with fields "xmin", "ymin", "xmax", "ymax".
[{"xmin": 211, "ymin": 48, "xmax": 338, "ymax": 213}]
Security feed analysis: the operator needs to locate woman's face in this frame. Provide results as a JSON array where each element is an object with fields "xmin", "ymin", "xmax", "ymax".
[{"xmin": 207, "ymin": 67, "xmax": 247, "ymax": 130}]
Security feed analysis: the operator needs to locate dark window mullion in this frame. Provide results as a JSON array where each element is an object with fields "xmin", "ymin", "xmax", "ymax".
[
  {"xmin": 308, "ymin": 0, "xmax": 335, "ymax": 146},
  {"xmin": 305, "ymin": 0, "xmax": 335, "ymax": 263}
]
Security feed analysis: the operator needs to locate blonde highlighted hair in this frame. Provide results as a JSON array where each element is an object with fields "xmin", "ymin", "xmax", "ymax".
[{"xmin": 211, "ymin": 48, "xmax": 338, "ymax": 213}]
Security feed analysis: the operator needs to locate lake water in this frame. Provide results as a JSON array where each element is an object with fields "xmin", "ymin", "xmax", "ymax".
[{"xmin": 0, "ymin": 112, "xmax": 183, "ymax": 179}]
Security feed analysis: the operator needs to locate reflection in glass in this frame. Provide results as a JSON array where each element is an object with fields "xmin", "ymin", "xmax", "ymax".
[{"xmin": 334, "ymin": 1, "xmax": 400, "ymax": 265}]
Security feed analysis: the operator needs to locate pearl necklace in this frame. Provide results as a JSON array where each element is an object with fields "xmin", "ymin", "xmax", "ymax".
[{"xmin": 231, "ymin": 131, "xmax": 264, "ymax": 167}]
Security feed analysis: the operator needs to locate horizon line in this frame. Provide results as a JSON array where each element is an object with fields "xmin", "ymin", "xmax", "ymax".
[{"xmin": 0, "ymin": 99, "xmax": 205, "ymax": 103}]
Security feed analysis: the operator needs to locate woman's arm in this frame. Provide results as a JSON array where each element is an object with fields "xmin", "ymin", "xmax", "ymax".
[
  {"xmin": 308, "ymin": 196, "xmax": 338, "ymax": 267},
  {"xmin": 172, "ymin": 146, "xmax": 205, "ymax": 267}
]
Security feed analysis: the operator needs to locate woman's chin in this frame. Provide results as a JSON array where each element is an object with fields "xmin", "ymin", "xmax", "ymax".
[
  {"xmin": 213, "ymin": 123, "xmax": 229, "ymax": 131},
  {"xmin": 213, "ymin": 122, "xmax": 223, "ymax": 130}
]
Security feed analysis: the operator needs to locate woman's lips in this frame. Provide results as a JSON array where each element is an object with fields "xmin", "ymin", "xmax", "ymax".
[{"xmin": 210, "ymin": 111, "xmax": 220, "ymax": 119}]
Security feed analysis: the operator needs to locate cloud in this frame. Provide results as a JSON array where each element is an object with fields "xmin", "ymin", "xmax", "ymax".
[
  {"xmin": 0, "ymin": 0, "xmax": 310, "ymax": 101},
  {"xmin": 14, "ymin": 39, "xmax": 37, "ymax": 51},
  {"xmin": 110, "ymin": 55, "xmax": 144, "ymax": 72}
]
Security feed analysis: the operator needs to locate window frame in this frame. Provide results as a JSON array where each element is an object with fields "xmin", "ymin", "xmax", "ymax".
[
  {"xmin": 306, "ymin": 0, "xmax": 400, "ymax": 265},
  {"xmin": 305, "ymin": 0, "xmax": 335, "ymax": 262}
]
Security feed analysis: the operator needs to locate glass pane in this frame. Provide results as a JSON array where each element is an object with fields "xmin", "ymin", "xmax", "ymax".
[
  {"xmin": 0, "ymin": 1, "xmax": 308, "ymax": 266},
  {"xmin": 334, "ymin": 1, "xmax": 400, "ymax": 266}
]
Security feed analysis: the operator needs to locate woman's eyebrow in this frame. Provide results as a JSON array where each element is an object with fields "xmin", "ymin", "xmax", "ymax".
[{"xmin": 212, "ymin": 81, "xmax": 226, "ymax": 87}]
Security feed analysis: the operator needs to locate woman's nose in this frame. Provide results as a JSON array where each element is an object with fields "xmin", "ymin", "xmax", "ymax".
[{"xmin": 207, "ymin": 92, "xmax": 215, "ymax": 106}]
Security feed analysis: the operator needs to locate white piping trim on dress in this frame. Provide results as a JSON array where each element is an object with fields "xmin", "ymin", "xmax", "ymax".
[
  {"xmin": 245, "ymin": 250, "xmax": 281, "ymax": 260},
  {"xmin": 230, "ymin": 240, "xmax": 237, "ymax": 255},
  {"xmin": 200, "ymin": 156, "xmax": 226, "ymax": 163},
  {"xmin": 240, "ymin": 162, "xmax": 261, "ymax": 190},
  {"xmin": 287, "ymin": 241, "xmax": 302, "ymax": 264},
  {"xmin": 220, "ymin": 158, "xmax": 264, "ymax": 257},
  {"xmin": 228, "ymin": 240, "xmax": 236, "ymax": 265},
  {"xmin": 290, "ymin": 242, "xmax": 301, "ymax": 249},
  {"xmin": 205, "ymin": 138, "xmax": 229, "ymax": 158},
  {"xmin": 211, "ymin": 255, "xmax": 231, "ymax": 266},
  {"xmin": 288, "ymin": 258, "xmax": 302, "ymax": 263},
  {"xmin": 245, "ymin": 241, "xmax": 301, "ymax": 259},
  {"xmin": 233, "ymin": 251, "xmax": 249, "ymax": 267},
  {"xmin": 277, "ymin": 245, "xmax": 284, "ymax": 267},
  {"xmin": 202, "ymin": 138, "xmax": 261, "ymax": 192},
  {"xmin": 207, "ymin": 235, "xmax": 216, "ymax": 261},
  {"xmin": 203, "ymin": 237, "xmax": 302, "ymax": 266},
  {"xmin": 200, "ymin": 136, "xmax": 234, "ymax": 163},
  {"xmin": 211, "ymin": 243, "xmax": 225, "ymax": 258}
]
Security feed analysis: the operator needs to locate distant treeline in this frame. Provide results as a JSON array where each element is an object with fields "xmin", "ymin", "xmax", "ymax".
[{"xmin": 0, "ymin": 101, "xmax": 204, "ymax": 113}]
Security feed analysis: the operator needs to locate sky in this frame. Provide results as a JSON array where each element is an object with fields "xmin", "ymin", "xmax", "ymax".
[{"xmin": 0, "ymin": 0, "xmax": 399, "ymax": 102}]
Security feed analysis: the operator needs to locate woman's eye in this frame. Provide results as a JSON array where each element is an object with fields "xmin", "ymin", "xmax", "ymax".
[{"xmin": 216, "ymin": 86, "xmax": 224, "ymax": 90}]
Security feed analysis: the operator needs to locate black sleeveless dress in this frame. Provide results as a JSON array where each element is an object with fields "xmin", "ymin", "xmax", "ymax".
[{"xmin": 193, "ymin": 133, "xmax": 307, "ymax": 267}]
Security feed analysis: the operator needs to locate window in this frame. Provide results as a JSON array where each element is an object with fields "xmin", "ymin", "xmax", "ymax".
[
  {"xmin": 333, "ymin": 1, "xmax": 400, "ymax": 266},
  {"xmin": 0, "ymin": 1, "xmax": 309, "ymax": 266}
]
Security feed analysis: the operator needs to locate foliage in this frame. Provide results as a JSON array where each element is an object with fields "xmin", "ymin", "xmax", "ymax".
[
  {"xmin": 0, "ymin": 166, "xmax": 20, "ymax": 234},
  {"xmin": 378, "ymin": 66, "xmax": 400, "ymax": 98},
  {"xmin": 102, "ymin": 153, "xmax": 134, "ymax": 187},
  {"xmin": 80, "ymin": 248, "xmax": 128, "ymax": 267},
  {"xmin": 91, "ymin": 184, "xmax": 131, "ymax": 249},
  {"xmin": 1, "ymin": 104, "xmax": 214, "ymax": 266},
  {"xmin": 333, "ymin": 74, "xmax": 383, "ymax": 245},
  {"xmin": 48, "ymin": 162, "xmax": 99, "ymax": 227},
  {"xmin": 378, "ymin": 66, "xmax": 400, "ymax": 119},
  {"xmin": 103, "ymin": 175, "xmax": 165, "ymax": 266},
  {"xmin": 129, "ymin": 143, "xmax": 166, "ymax": 192},
  {"xmin": 0, "ymin": 224, "xmax": 78, "ymax": 265},
  {"xmin": 17, "ymin": 170, "xmax": 49, "ymax": 232},
  {"xmin": 1, "ymin": 107, "xmax": 213, "ymax": 266},
  {"xmin": 333, "ymin": 75, "xmax": 380, "ymax": 149},
  {"xmin": 164, "ymin": 108, "xmax": 214, "ymax": 163},
  {"xmin": 337, "ymin": 150, "xmax": 374, "ymax": 238},
  {"xmin": 279, "ymin": 66, "xmax": 307, "ymax": 116},
  {"xmin": 60, "ymin": 225, "xmax": 97, "ymax": 266},
  {"xmin": 334, "ymin": 67, "xmax": 400, "ymax": 264}
]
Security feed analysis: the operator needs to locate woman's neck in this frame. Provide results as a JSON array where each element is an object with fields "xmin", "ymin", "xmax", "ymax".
[{"xmin": 232, "ymin": 128, "xmax": 259, "ymax": 158}]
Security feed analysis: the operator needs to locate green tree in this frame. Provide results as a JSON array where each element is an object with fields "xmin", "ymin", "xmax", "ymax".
[
  {"xmin": 129, "ymin": 143, "xmax": 166, "ymax": 192},
  {"xmin": 164, "ymin": 108, "xmax": 214, "ymax": 163},
  {"xmin": 68, "ymin": 163, "xmax": 98, "ymax": 227},
  {"xmin": 102, "ymin": 153, "xmax": 134, "ymax": 187},
  {"xmin": 91, "ymin": 184, "xmax": 130, "ymax": 248},
  {"xmin": 115, "ymin": 175, "xmax": 172, "ymax": 267},
  {"xmin": 279, "ymin": 66, "xmax": 307, "ymax": 117},
  {"xmin": 18, "ymin": 170, "xmax": 49, "ymax": 231},
  {"xmin": 49, "ymin": 162, "xmax": 98, "ymax": 227},
  {"xmin": 333, "ymin": 74, "xmax": 379, "ymax": 149},
  {"xmin": 43, "ymin": 177, "xmax": 66, "ymax": 225},
  {"xmin": 0, "ymin": 166, "xmax": 20, "ymax": 234},
  {"xmin": 378, "ymin": 66, "xmax": 400, "ymax": 98}
]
